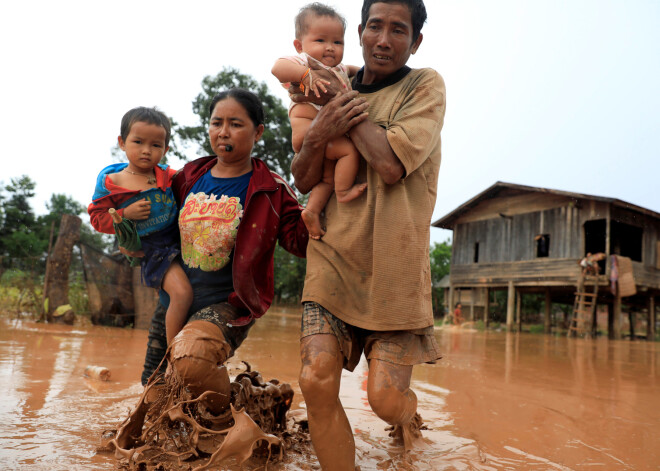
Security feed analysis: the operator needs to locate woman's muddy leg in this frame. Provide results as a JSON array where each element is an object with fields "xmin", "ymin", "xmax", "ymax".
[
  {"xmin": 299, "ymin": 334, "xmax": 355, "ymax": 470},
  {"xmin": 367, "ymin": 359, "xmax": 424, "ymax": 450},
  {"xmin": 169, "ymin": 320, "xmax": 232, "ymax": 414},
  {"xmin": 141, "ymin": 302, "xmax": 168, "ymax": 386}
]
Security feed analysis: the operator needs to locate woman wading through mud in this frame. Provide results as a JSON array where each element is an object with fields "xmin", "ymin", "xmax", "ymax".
[
  {"xmin": 107, "ymin": 88, "xmax": 309, "ymax": 468},
  {"xmin": 138, "ymin": 88, "xmax": 308, "ymax": 403}
]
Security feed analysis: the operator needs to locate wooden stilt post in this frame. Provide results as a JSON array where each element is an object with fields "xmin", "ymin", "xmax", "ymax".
[
  {"xmin": 648, "ymin": 296, "xmax": 656, "ymax": 342},
  {"xmin": 470, "ymin": 288, "xmax": 475, "ymax": 322},
  {"xmin": 544, "ymin": 288, "xmax": 552, "ymax": 334},
  {"xmin": 506, "ymin": 281, "xmax": 515, "ymax": 332},
  {"xmin": 516, "ymin": 290, "xmax": 522, "ymax": 332},
  {"xmin": 484, "ymin": 287, "xmax": 490, "ymax": 328},
  {"xmin": 613, "ymin": 292, "xmax": 622, "ymax": 340},
  {"xmin": 448, "ymin": 285, "xmax": 454, "ymax": 321},
  {"xmin": 629, "ymin": 310, "xmax": 636, "ymax": 341}
]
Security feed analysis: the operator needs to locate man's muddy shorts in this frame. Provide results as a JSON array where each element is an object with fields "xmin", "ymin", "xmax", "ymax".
[
  {"xmin": 301, "ymin": 302, "xmax": 442, "ymax": 372},
  {"xmin": 187, "ymin": 302, "xmax": 255, "ymax": 359}
]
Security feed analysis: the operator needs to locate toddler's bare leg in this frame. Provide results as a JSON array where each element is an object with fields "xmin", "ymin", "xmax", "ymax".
[
  {"xmin": 161, "ymin": 262, "xmax": 193, "ymax": 345},
  {"xmin": 326, "ymin": 136, "xmax": 366, "ymax": 203},
  {"xmin": 302, "ymin": 159, "xmax": 335, "ymax": 239}
]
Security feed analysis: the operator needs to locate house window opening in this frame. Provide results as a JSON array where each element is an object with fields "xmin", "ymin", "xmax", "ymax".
[
  {"xmin": 474, "ymin": 242, "xmax": 480, "ymax": 263},
  {"xmin": 611, "ymin": 221, "xmax": 643, "ymax": 262},
  {"xmin": 535, "ymin": 234, "xmax": 550, "ymax": 258}
]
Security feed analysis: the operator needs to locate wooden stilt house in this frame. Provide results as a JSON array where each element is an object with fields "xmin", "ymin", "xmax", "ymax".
[{"xmin": 432, "ymin": 182, "xmax": 660, "ymax": 339}]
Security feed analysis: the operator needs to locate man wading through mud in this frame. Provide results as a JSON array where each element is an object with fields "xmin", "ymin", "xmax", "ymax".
[{"xmin": 291, "ymin": 0, "xmax": 446, "ymax": 468}]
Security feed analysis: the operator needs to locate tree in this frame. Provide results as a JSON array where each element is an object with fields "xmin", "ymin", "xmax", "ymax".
[
  {"xmin": 430, "ymin": 239, "xmax": 452, "ymax": 317},
  {"xmin": 170, "ymin": 67, "xmax": 294, "ymax": 184},
  {"xmin": 0, "ymin": 175, "xmax": 45, "ymax": 262}
]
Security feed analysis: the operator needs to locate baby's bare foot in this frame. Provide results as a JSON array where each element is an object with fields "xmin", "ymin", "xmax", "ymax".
[
  {"xmin": 302, "ymin": 208, "xmax": 325, "ymax": 240},
  {"xmin": 336, "ymin": 183, "xmax": 367, "ymax": 203}
]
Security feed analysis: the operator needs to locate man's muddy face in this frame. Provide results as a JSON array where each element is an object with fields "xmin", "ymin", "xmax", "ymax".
[{"xmin": 358, "ymin": 2, "xmax": 423, "ymax": 85}]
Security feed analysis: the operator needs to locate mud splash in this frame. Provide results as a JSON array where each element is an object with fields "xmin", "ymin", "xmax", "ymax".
[{"xmin": 100, "ymin": 361, "xmax": 311, "ymax": 470}]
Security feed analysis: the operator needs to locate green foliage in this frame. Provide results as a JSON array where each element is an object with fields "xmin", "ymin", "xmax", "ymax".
[
  {"xmin": 273, "ymin": 244, "xmax": 307, "ymax": 304},
  {"xmin": 0, "ymin": 268, "xmax": 43, "ymax": 318},
  {"xmin": 430, "ymin": 239, "xmax": 452, "ymax": 317},
  {"xmin": 0, "ymin": 176, "xmax": 45, "ymax": 260},
  {"xmin": 170, "ymin": 67, "xmax": 294, "ymax": 184}
]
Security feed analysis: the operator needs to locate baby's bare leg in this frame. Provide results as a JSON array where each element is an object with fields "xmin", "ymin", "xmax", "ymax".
[
  {"xmin": 326, "ymin": 136, "xmax": 367, "ymax": 203},
  {"xmin": 303, "ymin": 159, "xmax": 335, "ymax": 239},
  {"xmin": 290, "ymin": 104, "xmax": 318, "ymax": 153}
]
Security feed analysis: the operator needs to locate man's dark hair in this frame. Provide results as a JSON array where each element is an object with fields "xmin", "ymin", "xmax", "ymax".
[
  {"xmin": 295, "ymin": 2, "xmax": 347, "ymax": 39},
  {"xmin": 361, "ymin": 0, "xmax": 427, "ymax": 43},
  {"xmin": 120, "ymin": 107, "xmax": 172, "ymax": 146},
  {"xmin": 208, "ymin": 88, "xmax": 265, "ymax": 128}
]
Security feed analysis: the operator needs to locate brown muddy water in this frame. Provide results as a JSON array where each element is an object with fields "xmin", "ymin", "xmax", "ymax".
[{"xmin": 1, "ymin": 311, "xmax": 658, "ymax": 470}]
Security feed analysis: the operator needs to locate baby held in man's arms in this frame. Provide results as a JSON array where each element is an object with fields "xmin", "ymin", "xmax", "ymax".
[{"xmin": 272, "ymin": 3, "xmax": 366, "ymax": 239}]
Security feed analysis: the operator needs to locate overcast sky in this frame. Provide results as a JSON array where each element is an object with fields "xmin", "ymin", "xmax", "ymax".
[{"xmin": 1, "ymin": 0, "xmax": 658, "ymax": 244}]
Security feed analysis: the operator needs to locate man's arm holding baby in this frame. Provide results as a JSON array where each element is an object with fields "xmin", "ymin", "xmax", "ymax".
[
  {"xmin": 348, "ymin": 120, "xmax": 405, "ymax": 184},
  {"xmin": 291, "ymin": 91, "xmax": 368, "ymax": 193}
]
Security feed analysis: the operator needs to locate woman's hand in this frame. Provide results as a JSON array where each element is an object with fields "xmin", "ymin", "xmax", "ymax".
[{"xmin": 122, "ymin": 199, "xmax": 151, "ymax": 220}]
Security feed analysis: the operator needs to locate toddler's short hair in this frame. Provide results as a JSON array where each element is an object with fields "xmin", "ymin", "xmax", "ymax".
[
  {"xmin": 295, "ymin": 2, "xmax": 346, "ymax": 39},
  {"xmin": 120, "ymin": 107, "xmax": 172, "ymax": 147}
]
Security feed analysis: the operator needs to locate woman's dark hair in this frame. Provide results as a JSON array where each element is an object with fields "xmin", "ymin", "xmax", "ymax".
[
  {"xmin": 208, "ymin": 88, "xmax": 265, "ymax": 127},
  {"xmin": 361, "ymin": 0, "xmax": 427, "ymax": 43}
]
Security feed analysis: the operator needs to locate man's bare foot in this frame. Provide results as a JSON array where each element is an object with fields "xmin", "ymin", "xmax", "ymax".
[
  {"xmin": 336, "ymin": 183, "xmax": 367, "ymax": 204},
  {"xmin": 386, "ymin": 413, "xmax": 429, "ymax": 451},
  {"xmin": 302, "ymin": 208, "xmax": 325, "ymax": 240}
]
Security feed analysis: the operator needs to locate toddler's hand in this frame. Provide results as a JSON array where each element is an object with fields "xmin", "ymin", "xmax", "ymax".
[{"xmin": 123, "ymin": 199, "xmax": 151, "ymax": 220}]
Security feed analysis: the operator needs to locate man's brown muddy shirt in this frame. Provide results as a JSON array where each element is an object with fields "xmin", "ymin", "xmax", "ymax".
[{"xmin": 302, "ymin": 67, "xmax": 446, "ymax": 331}]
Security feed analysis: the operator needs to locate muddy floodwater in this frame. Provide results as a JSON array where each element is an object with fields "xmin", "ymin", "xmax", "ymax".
[{"xmin": 1, "ymin": 310, "xmax": 658, "ymax": 470}]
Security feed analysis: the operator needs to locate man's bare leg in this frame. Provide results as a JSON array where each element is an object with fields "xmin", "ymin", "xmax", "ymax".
[
  {"xmin": 299, "ymin": 334, "xmax": 355, "ymax": 470},
  {"xmin": 367, "ymin": 359, "xmax": 426, "ymax": 450}
]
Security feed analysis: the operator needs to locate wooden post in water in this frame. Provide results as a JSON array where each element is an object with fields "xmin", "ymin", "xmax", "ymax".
[
  {"xmin": 628, "ymin": 310, "xmax": 636, "ymax": 341},
  {"xmin": 506, "ymin": 281, "xmax": 515, "ymax": 332},
  {"xmin": 648, "ymin": 296, "xmax": 656, "ymax": 342},
  {"xmin": 544, "ymin": 288, "xmax": 552, "ymax": 334},
  {"xmin": 613, "ymin": 292, "xmax": 622, "ymax": 340},
  {"xmin": 516, "ymin": 290, "xmax": 522, "ymax": 332},
  {"xmin": 484, "ymin": 287, "xmax": 490, "ymax": 328},
  {"xmin": 448, "ymin": 285, "xmax": 455, "ymax": 319},
  {"xmin": 44, "ymin": 214, "xmax": 81, "ymax": 324}
]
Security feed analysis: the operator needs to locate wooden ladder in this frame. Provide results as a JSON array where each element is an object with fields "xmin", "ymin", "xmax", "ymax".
[{"xmin": 568, "ymin": 275, "xmax": 599, "ymax": 337}]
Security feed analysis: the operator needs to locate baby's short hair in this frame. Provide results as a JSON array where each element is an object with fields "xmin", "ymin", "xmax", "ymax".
[
  {"xmin": 120, "ymin": 107, "xmax": 172, "ymax": 147},
  {"xmin": 295, "ymin": 2, "xmax": 346, "ymax": 39}
]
